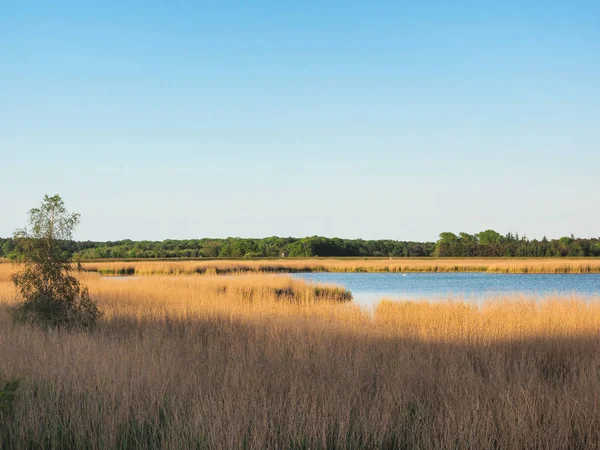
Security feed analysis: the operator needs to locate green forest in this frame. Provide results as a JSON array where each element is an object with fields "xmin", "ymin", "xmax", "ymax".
[{"xmin": 1, "ymin": 231, "xmax": 599, "ymax": 259}]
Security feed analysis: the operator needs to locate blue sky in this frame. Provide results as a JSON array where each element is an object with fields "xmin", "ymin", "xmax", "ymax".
[{"xmin": 2, "ymin": 1, "xmax": 599, "ymax": 241}]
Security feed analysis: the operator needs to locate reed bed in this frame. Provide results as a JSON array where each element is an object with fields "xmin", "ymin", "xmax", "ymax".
[
  {"xmin": 0, "ymin": 263, "xmax": 14, "ymax": 282},
  {"xmin": 74, "ymin": 258, "xmax": 600, "ymax": 276},
  {"xmin": 1, "ymin": 274, "xmax": 600, "ymax": 448}
]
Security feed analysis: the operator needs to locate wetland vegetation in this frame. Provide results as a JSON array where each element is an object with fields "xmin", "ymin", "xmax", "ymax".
[
  {"xmin": 2, "ymin": 267, "xmax": 600, "ymax": 448},
  {"xmin": 75, "ymin": 258, "xmax": 600, "ymax": 277},
  {"xmin": 2, "ymin": 196, "xmax": 600, "ymax": 449}
]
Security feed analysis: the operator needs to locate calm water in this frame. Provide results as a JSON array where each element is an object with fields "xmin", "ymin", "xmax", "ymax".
[{"xmin": 291, "ymin": 272, "xmax": 600, "ymax": 306}]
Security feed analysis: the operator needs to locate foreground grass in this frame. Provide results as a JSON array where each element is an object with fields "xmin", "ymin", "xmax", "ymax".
[{"xmin": 1, "ymin": 274, "xmax": 600, "ymax": 448}]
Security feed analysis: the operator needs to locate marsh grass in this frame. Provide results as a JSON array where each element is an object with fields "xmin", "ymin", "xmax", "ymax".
[
  {"xmin": 4, "ymin": 258, "xmax": 600, "ymax": 281},
  {"xmin": 74, "ymin": 258, "xmax": 600, "ymax": 277},
  {"xmin": 1, "ymin": 274, "xmax": 600, "ymax": 448}
]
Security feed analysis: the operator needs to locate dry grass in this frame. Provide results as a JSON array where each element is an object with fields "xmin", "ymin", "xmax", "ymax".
[
  {"xmin": 4, "ymin": 258, "xmax": 600, "ymax": 279},
  {"xmin": 1, "ymin": 272, "xmax": 600, "ymax": 448},
  {"xmin": 72, "ymin": 258, "xmax": 600, "ymax": 276}
]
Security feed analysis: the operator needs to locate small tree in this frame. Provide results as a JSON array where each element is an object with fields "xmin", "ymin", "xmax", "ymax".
[{"xmin": 11, "ymin": 194, "xmax": 101, "ymax": 329}]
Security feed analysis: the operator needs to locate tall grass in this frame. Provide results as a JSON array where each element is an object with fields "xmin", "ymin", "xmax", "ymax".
[
  {"xmin": 4, "ymin": 258, "xmax": 600, "ymax": 279},
  {"xmin": 75, "ymin": 258, "xmax": 600, "ymax": 276},
  {"xmin": 1, "ymin": 274, "xmax": 600, "ymax": 448}
]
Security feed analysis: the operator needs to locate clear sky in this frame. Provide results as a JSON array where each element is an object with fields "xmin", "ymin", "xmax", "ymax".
[{"xmin": 2, "ymin": 1, "xmax": 599, "ymax": 242}]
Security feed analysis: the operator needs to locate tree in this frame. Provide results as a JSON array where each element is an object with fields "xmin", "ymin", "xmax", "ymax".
[
  {"xmin": 459, "ymin": 232, "xmax": 477, "ymax": 244},
  {"xmin": 476, "ymin": 230, "xmax": 503, "ymax": 245},
  {"xmin": 11, "ymin": 194, "xmax": 101, "ymax": 329},
  {"xmin": 1, "ymin": 240, "xmax": 15, "ymax": 258},
  {"xmin": 437, "ymin": 232, "xmax": 457, "ymax": 244}
]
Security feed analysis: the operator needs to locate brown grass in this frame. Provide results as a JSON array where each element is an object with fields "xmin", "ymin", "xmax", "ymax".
[
  {"xmin": 4, "ymin": 258, "xmax": 600, "ymax": 279},
  {"xmin": 72, "ymin": 258, "xmax": 600, "ymax": 276},
  {"xmin": 1, "ymin": 273, "xmax": 600, "ymax": 448}
]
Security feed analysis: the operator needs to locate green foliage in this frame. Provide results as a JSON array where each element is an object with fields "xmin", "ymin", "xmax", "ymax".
[
  {"xmin": 438, "ymin": 232, "xmax": 459, "ymax": 245},
  {"xmin": 434, "ymin": 229, "xmax": 600, "ymax": 257},
  {"xmin": 476, "ymin": 229, "xmax": 504, "ymax": 245},
  {"xmin": 0, "ymin": 238, "xmax": 17, "ymax": 259},
  {"xmin": 458, "ymin": 232, "xmax": 476, "ymax": 244},
  {"xmin": 11, "ymin": 195, "xmax": 102, "ymax": 329},
  {"xmin": 50, "ymin": 236, "xmax": 435, "ymax": 259},
  {"xmin": 3, "ymin": 225, "xmax": 599, "ymax": 260}
]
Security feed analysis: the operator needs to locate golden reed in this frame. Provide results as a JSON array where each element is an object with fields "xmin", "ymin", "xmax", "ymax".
[
  {"xmin": 1, "ymin": 269, "xmax": 600, "ymax": 448},
  {"xmin": 86, "ymin": 257, "xmax": 600, "ymax": 276}
]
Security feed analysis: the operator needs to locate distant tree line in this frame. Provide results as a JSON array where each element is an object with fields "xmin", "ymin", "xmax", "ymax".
[
  {"xmin": 1, "ymin": 231, "xmax": 599, "ymax": 260},
  {"xmin": 434, "ymin": 230, "xmax": 600, "ymax": 257},
  {"xmin": 1, "ymin": 236, "xmax": 433, "ymax": 259}
]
